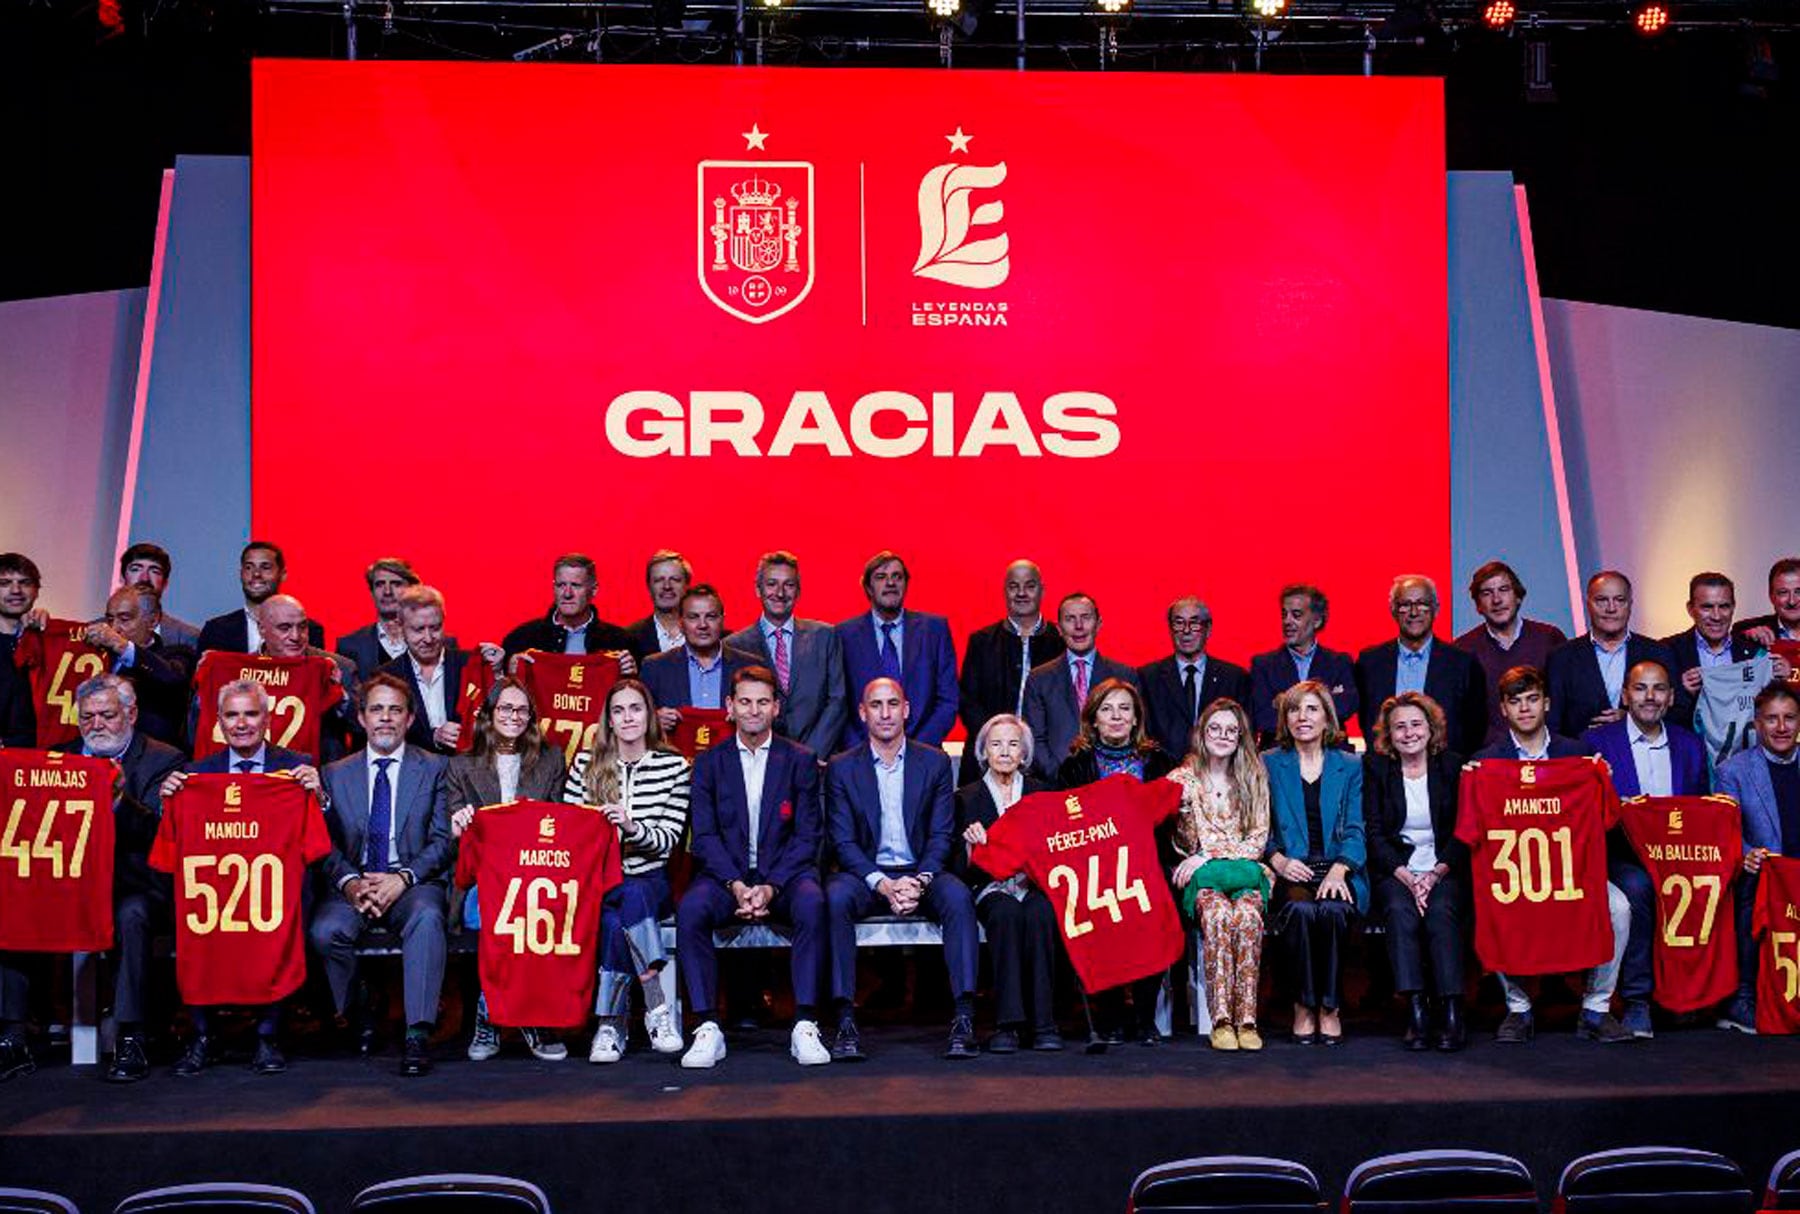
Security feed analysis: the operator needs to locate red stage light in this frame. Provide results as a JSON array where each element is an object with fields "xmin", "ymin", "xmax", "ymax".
[
  {"xmin": 1633, "ymin": 2, "xmax": 1670, "ymax": 34},
  {"xmin": 1481, "ymin": 0, "xmax": 1516, "ymax": 30}
]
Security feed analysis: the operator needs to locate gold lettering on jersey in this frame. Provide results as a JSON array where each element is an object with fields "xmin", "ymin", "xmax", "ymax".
[
  {"xmin": 696, "ymin": 726, "xmax": 713, "ymax": 746},
  {"xmin": 569, "ymin": 665, "xmax": 586, "ymax": 686},
  {"xmin": 239, "ymin": 666, "xmax": 292, "ymax": 687},
  {"xmin": 553, "ymin": 694, "xmax": 592, "ymax": 712},
  {"xmin": 517, "ymin": 848, "xmax": 573, "ymax": 867},
  {"xmin": 1063, "ymin": 795, "xmax": 1084, "ymax": 821},
  {"xmin": 1643, "ymin": 843, "xmax": 1723, "ymax": 862},
  {"xmin": 1046, "ymin": 817, "xmax": 1119, "ymax": 854},
  {"xmin": 203, "ymin": 820, "xmax": 262, "ymax": 840},
  {"xmin": 1502, "ymin": 797, "xmax": 1561, "ymax": 815},
  {"xmin": 224, "ymin": 783, "xmax": 243, "ymax": 810},
  {"xmin": 1786, "ymin": 902, "xmax": 1798, "ymax": 922},
  {"xmin": 27, "ymin": 769, "xmax": 90, "ymax": 789},
  {"xmin": 538, "ymin": 816, "xmax": 557, "ymax": 842},
  {"xmin": 1668, "ymin": 809, "xmax": 1684, "ymax": 835},
  {"xmin": 1520, "ymin": 764, "xmax": 1536, "ymax": 785}
]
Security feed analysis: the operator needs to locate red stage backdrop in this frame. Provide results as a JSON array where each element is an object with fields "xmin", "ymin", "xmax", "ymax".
[{"xmin": 252, "ymin": 62, "xmax": 1447, "ymax": 693}]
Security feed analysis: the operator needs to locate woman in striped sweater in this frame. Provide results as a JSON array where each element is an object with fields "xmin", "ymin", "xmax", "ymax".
[{"xmin": 565, "ymin": 678, "xmax": 692, "ymax": 1064}]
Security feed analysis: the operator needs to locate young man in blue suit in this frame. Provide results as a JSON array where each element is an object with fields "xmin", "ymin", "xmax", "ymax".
[
  {"xmin": 725, "ymin": 551, "xmax": 848, "ymax": 760},
  {"xmin": 825, "ymin": 678, "xmax": 979, "ymax": 1061},
  {"xmin": 836, "ymin": 551, "xmax": 958, "ymax": 747},
  {"xmin": 678, "ymin": 666, "xmax": 831, "ymax": 1069}
]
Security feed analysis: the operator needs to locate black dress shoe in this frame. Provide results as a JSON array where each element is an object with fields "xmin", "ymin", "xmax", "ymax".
[
  {"xmin": 252, "ymin": 1037, "xmax": 288, "ymax": 1075},
  {"xmin": 945, "ymin": 1015, "xmax": 979, "ymax": 1060},
  {"xmin": 1138, "ymin": 1027, "xmax": 1162, "ymax": 1047},
  {"xmin": 0, "ymin": 1036, "xmax": 36, "ymax": 1082},
  {"xmin": 172, "ymin": 1035, "xmax": 212, "ymax": 1077},
  {"xmin": 986, "ymin": 1028, "xmax": 1020, "ymax": 1054},
  {"xmin": 831, "ymin": 1017, "xmax": 866, "ymax": 1062},
  {"xmin": 1437, "ymin": 996, "xmax": 1466, "ymax": 1052},
  {"xmin": 1032, "ymin": 1028, "xmax": 1066, "ymax": 1052},
  {"xmin": 106, "ymin": 1034, "xmax": 151, "ymax": 1083},
  {"xmin": 1405, "ymin": 994, "xmax": 1431, "ymax": 1052},
  {"xmin": 399, "ymin": 1035, "xmax": 432, "ymax": 1077}
]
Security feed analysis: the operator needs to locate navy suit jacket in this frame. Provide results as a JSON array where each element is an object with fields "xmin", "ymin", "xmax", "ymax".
[
  {"xmin": 689, "ymin": 734, "xmax": 822, "ymax": 891},
  {"xmin": 338, "ymin": 623, "xmax": 462, "ymax": 682},
  {"xmin": 187, "ymin": 742, "xmax": 312, "ymax": 773},
  {"xmin": 1248, "ymin": 645, "xmax": 1359, "ymax": 739},
  {"xmin": 640, "ymin": 644, "xmax": 762, "ymax": 711},
  {"xmin": 1716, "ymin": 744, "xmax": 1791, "ymax": 855},
  {"xmin": 1661, "ymin": 628, "xmax": 1764, "ymax": 731},
  {"xmin": 726, "ymin": 619, "xmax": 849, "ymax": 759},
  {"xmin": 198, "ymin": 608, "xmax": 324, "ymax": 657},
  {"xmin": 826, "ymin": 740, "xmax": 957, "ymax": 881},
  {"xmin": 1353, "ymin": 638, "xmax": 1489, "ymax": 757},
  {"xmin": 318, "ymin": 745, "xmax": 452, "ymax": 889},
  {"xmin": 1472, "ymin": 733, "xmax": 1595, "ymax": 761},
  {"xmin": 837, "ymin": 610, "xmax": 959, "ymax": 746},
  {"xmin": 1545, "ymin": 632, "xmax": 1677, "ymax": 740},
  {"xmin": 377, "ymin": 649, "xmax": 475, "ymax": 755},
  {"xmin": 1137, "ymin": 654, "xmax": 1252, "ymax": 760},
  {"xmin": 1582, "ymin": 718, "xmax": 1707, "ymax": 798},
  {"xmin": 1022, "ymin": 651, "xmax": 1138, "ymax": 779}
]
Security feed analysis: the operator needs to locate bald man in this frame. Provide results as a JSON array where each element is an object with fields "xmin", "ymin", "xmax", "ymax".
[{"xmin": 957, "ymin": 560, "xmax": 1065, "ymax": 784}]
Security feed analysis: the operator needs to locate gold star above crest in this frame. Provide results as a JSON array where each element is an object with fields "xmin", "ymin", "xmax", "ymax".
[
  {"xmin": 945, "ymin": 127, "xmax": 973, "ymax": 153},
  {"xmin": 743, "ymin": 123, "xmax": 769, "ymax": 150}
]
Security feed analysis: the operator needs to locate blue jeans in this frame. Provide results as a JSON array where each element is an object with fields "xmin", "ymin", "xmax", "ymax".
[{"xmin": 596, "ymin": 871, "xmax": 672, "ymax": 1016}]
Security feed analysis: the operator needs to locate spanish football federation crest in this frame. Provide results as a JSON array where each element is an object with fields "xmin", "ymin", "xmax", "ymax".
[{"xmin": 698, "ymin": 160, "xmax": 814, "ymax": 324}]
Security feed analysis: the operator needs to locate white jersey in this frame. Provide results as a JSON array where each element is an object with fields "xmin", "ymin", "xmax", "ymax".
[{"xmin": 1695, "ymin": 655, "xmax": 1773, "ymax": 771}]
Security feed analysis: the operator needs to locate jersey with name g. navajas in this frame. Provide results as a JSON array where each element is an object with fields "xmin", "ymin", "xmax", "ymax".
[
  {"xmin": 1754, "ymin": 854, "xmax": 1800, "ymax": 1035},
  {"xmin": 668, "ymin": 707, "xmax": 731, "ymax": 759},
  {"xmin": 1455, "ymin": 755, "xmax": 1619, "ymax": 975},
  {"xmin": 192, "ymin": 651, "xmax": 344, "ymax": 762},
  {"xmin": 0, "ymin": 750, "xmax": 118, "ymax": 952},
  {"xmin": 149, "ymin": 772, "xmax": 330, "ymax": 1006},
  {"xmin": 516, "ymin": 652, "xmax": 622, "ymax": 766},
  {"xmin": 13, "ymin": 620, "xmax": 108, "ymax": 749},
  {"xmin": 452, "ymin": 661, "xmax": 498, "ymax": 754},
  {"xmin": 971, "ymin": 774, "xmax": 1183, "ymax": 993},
  {"xmin": 1696, "ymin": 656, "xmax": 1773, "ymax": 772},
  {"xmin": 1620, "ymin": 794, "xmax": 1743, "ymax": 1012},
  {"xmin": 455, "ymin": 799, "xmax": 622, "ymax": 1027}
]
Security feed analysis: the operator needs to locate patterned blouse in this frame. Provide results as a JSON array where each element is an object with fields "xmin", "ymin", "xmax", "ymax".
[{"xmin": 1167, "ymin": 767, "xmax": 1269, "ymax": 862}]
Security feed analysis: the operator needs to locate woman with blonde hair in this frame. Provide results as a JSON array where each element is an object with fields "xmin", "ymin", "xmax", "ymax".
[{"xmin": 1169, "ymin": 698, "xmax": 1272, "ymax": 1051}]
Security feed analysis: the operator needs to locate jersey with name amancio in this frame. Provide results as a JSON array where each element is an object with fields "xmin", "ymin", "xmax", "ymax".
[
  {"xmin": 1696, "ymin": 656, "xmax": 1773, "ymax": 771},
  {"xmin": 517, "ymin": 652, "xmax": 622, "ymax": 767},
  {"xmin": 1621, "ymin": 794, "xmax": 1743, "ymax": 1012},
  {"xmin": 149, "ymin": 773, "xmax": 330, "ymax": 1006},
  {"xmin": 1754, "ymin": 854, "xmax": 1800, "ymax": 1035},
  {"xmin": 1455, "ymin": 755, "xmax": 1619, "ymax": 975},
  {"xmin": 455, "ymin": 799, "xmax": 622, "ymax": 1027},
  {"xmin": 192, "ymin": 651, "xmax": 344, "ymax": 762},
  {"xmin": 971, "ymin": 774, "xmax": 1183, "ymax": 993},
  {"xmin": 0, "ymin": 749, "xmax": 118, "ymax": 952},
  {"xmin": 668, "ymin": 708, "xmax": 731, "ymax": 760},
  {"xmin": 452, "ymin": 661, "xmax": 498, "ymax": 754},
  {"xmin": 13, "ymin": 620, "xmax": 109, "ymax": 749}
]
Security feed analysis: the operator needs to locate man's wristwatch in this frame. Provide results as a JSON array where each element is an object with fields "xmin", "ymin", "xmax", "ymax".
[{"xmin": 399, "ymin": 868, "xmax": 417, "ymax": 888}]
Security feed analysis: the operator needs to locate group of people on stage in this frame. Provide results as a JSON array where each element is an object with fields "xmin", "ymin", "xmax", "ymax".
[{"xmin": 1, "ymin": 538, "xmax": 1797, "ymax": 1083}]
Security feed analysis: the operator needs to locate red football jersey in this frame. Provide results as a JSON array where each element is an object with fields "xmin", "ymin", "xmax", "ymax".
[
  {"xmin": 13, "ymin": 620, "xmax": 109, "ymax": 749},
  {"xmin": 1771, "ymin": 639, "xmax": 1800, "ymax": 685},
  {"xmin": 0, "ymin": 750, "xmax": 118, "ymax": 952},
  {"xmin": 1620, "ymin": 795, "xmax": 1743, "ymax": 1012},
  {"xmin": 668, "ymin": 707, "xmax": 731, "ymax": 759},
  {"xmin": 455, "ymin": 799, "xmax": 623, "ymax": 1027},
  {"xmin": 192, "ymin": 651, "xmax": 344, "ymax": 761},
  {"xmin": 1455, "ymin": 756, "xmax": 1619, "ymax": 975},
  {"xmin": 1753, "ymin": 854, "xmax": 1800, "ymax": 1035},
  {"xmin": 517, "ymin": 651, "xmax": 621, "ymax": 766},
  {"xmin": 149, "ymin": 773, "xmax": 330, "ymax": 1006},
  {"xmin": 971, "ymin": 774, "xmax": 1183, "ymax": 993},
  {"xmin": 453, "ymin": 661, "xmax": 498, "ymax": 754}
]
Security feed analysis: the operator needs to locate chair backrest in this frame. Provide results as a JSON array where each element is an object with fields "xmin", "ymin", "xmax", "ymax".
[
  {"xmin": 1343, "ymin": 1149, "xmax": 1536, "ymax": 1213},
  {"xmin": 1129, "ymin": 1156, "xmax": 1325, "ymax": 1213},
  {"xmin": 1557, "ymin": 1147, "xmax": 1755, "ymax": 1214},
  {"xmin": 0, "ymin": 1189, "xmax": 79, "ymax": 1214},
  {"xmin": 113, "ymin": 1184, "xmax": 313, "ymax": 1214},
  {"xmin": 350, "ymin": 1175, "xmax": 549, "ymax": 1214},
  {"xmin": 1766, "ymin": 1149, "xmax": 1800, "ymax": 1210}
]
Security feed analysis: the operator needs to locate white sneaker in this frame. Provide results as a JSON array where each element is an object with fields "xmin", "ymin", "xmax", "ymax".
[
  {"xmin": 790, "ymin": 1019, "xmax": 831, "ymax": 1066},
  {"xmin": 588, "ymin": 1023, "xmax": 624, "ymax": 1064},
  {"xmin": 681, "ymin": 1020, "xmax": 726, "ymax": 1069},
  {"xmin": 645, "ymin": 1003, "xmax": 684, "ymax": 1054},
  {"xmin": 521, "ymin": 1028, "xmax": 567, "ymax": 1061},
  {"xmin": 467, "ymin": 1011, "xmax": 500, "ymax": 1062}
]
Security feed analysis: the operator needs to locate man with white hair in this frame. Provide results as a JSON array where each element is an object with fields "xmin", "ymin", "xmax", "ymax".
[{"xmin": 1355, "ymin": 575, "xmax": 1489, "ymax": 756}]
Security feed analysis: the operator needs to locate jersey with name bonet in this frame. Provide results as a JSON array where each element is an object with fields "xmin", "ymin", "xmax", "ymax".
[
  {"xmin": 1620, "ymin": 794, "xmax": 1743, "ymax": 1013},
  {"xmin": 516, "ymin": 652, "xmax": 622, "ymax": 767}
]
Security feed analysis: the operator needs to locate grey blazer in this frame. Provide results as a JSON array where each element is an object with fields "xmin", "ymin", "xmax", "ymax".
[
  {"xmin": 726, "ymin": 618, "xmax": 849, "ymax": 760},
  {"xmin": 1022, "ymin": 651, "xmax": 1139, "ymax": 779},
  {"xmin": 320, "ymin": 744, "xmax": 453, "ymax": 888},
  {"xmin": 446, "ymin": 747, "xmax": 568, "ymax": 812}
]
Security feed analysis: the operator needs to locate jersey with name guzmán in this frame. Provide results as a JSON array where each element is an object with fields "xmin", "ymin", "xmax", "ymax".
[{"xmin": 192, "ymin": 651, "xmax": 344, "ymax": 762}]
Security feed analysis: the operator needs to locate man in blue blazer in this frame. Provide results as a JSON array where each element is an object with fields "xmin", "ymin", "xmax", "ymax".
[
  {"xmin": 825, "ymin": 677, "xmax": 978, "ymax": 1061},
  {"xmin": 307, "ymin": 673, "xmax": 452, "ymax": 1076},
  {"xmin": 836, "ymin": 551, "xmax": 959, "ymax": 747},
  {"xmin": 725, "ymin": 551, "xmax": 848, "ymax": 760},
  {"xmin": 1023, "ymin": 593, "xmax": 1138, "ymax": 778},
  {"xmin": 1354, "ymin": 576, "xmax": 1488, "ymax": 757},
  {"xmin": 1714, "ymin": 681, "xmax": 1800, "ymax": 1033},
  {"xmin": 677, "ymin": 666, "xmax": 830, "ymax": 1069},
  {"xmin": 640, "ymin": 585, "xmax": 761, "ymax": 730},
  {"xmin": 1138, "ymin": 596, "xmax": 1251, "ymax": 761},
  {"xmin": 1248, "ymin": 583, "xmax": 1358, "ymax": 743},
  {"xmin": 1545, "ymin": 571, "xmax": 1675, "ymax": 741}
]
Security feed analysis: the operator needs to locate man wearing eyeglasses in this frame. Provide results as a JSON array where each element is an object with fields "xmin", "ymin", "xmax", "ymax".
[
  {"xmin": 1355, "ymin": 575, "xmax": 1488, "ymax": 756},
  {"xmin": 1139, "ymin": 596, "xmax": 1251, "ymax": 759}
]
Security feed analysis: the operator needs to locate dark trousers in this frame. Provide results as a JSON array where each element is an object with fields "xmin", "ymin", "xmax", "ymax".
[
  {"xmin": 1736, "ymin": 869, "xmax": 1759, "ymax": 1000},
  {"xmin": 307, "ymin": 883, "xmax": 447, "ymax": 1028},
  {"xmin": 1608, "ymin": 854, "xmax": 1655, "ymax": 1005},
  {"xmin": 0, "ymin": 954, "xmax": 27, "ymax": 1025},
  {"xmin": 113, "ymin": 888, "xmax": 170, "ymax": 1026},
  {"xmin": 825, "ymin": 871, "xmax": 979, "ymax": 1005},
  {"xmin": 976, "ymin": 888, "xmax": 1059, "ymax": 1030},
  {"xmin": 1374, "ymin": 872, "xmax": 1468, "ymax": 996},
  {"xmin": 191, "ymin": 1004, "xmax": 280, "ymax": 1037},
  {"xmin": 678, "ymin": 874, "xmax": 827, "ymax": 1017},
  {"xmin": 1275, "ymin": 884, "xmax": 1355, "ymax": 1010}
]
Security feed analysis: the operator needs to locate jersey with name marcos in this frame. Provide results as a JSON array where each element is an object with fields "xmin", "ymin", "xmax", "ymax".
[
  {"xmin": 1754, "ymin": 854, "xmax": 1800, "ymax": 1035},
  {"xmin": 1455, "ymin": 755, "xmax": 1620, "ymax": 975},
  {"xmin": 452, "ymin": 661, "xmax": 498, "ymax": 754},
  {"xmin": 971, "ymin": 774, "xmax": 1183, "ymax": 993},
  {"xmin": 668, "ymin": 708, "xmax": 731, "ymax": 759},
  {"xmin": 1696, "ymin": 656, "xmax": 1773, "ymax": 772},
  {"xmin": 13, "ymin": 620, "xmax": 108, "ymax": 749},
  {"xmin": 517, "ymin": 652, "xmax": 622, "ymax": 766},
  {"xmin": 1620, "ymin": 794, "xmax": 1743, "ymax": 1012},
  {"xmin": 149, "ymin": 773, "xmax": 330, "ymax": 1006},
  {"xmin": 192, "ymin": 651, "xmax": 344, "ymax": 762},
  {"xmin": 0, "ymin": 749, "xmax": 118, "ymax": 952},
  {"xmin": 455, "ymin": 799, "xmax": 623, "ymax": 1027}
]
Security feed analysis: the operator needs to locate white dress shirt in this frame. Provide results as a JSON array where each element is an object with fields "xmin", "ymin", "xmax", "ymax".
[
  {"xmin": 412, "ymin": 655, "xmax": 449, "ymax": 729},
  {"xmin": 737, "ymin": 733, "xmax": 773, "ymax": 870},
  {"xmin": 1628, "ymin": 719, "xmax": 1673, "ymax": 797}
]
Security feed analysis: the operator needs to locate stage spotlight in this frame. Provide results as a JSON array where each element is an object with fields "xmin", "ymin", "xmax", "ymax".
[
  {"xmin": 926, "ymin": 0, "xmax": 961, "ymax": 18},
  {"xmin": 1632, "ymin": 1, "xmax": 1670, "ymax": 35},
  {"xmin": 1094, "ymin": 0, "xmax": 1131, "ymax": 14},
  {"xmin": 759, "ymin": 0, "xmax": 787, "ymax": 10},
  {"xmin": 1481, "ymin": 0, "xmax": 1516, "ymax": 30},
  {"xmin": 1248, "ymin": 0, "xmax": 1287, "ymax": 18}
]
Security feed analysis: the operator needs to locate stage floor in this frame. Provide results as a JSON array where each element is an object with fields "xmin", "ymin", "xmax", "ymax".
[{"xmin": 4, "ymin": 1020, "xmax": 1798, "ymax": 1212}]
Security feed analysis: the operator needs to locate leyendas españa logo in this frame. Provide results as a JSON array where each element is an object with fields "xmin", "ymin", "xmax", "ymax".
[{"xmin": 913, "ymin": 160, "xmax": 1010, "ymax": 289}]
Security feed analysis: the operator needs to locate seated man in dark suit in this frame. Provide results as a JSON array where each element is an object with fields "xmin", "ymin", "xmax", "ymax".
[
  {"xmin": 678, "ymin": 666, "xmax": 830, "ymax": 1069},
  {"xmin": 725, "ymin": 550, "xmax": 848, "ymax": 760},
  {"xmin": 1546, "ymin": 571, "xmax": 1676, "ymax": 741},
  {"xmin": 1355, "ymin": 575, "xmax": 1488, "ymax": 757},
  {"xmin": 825, "ymin": 678, "xmax": 979, "ymax": 1061},
  {"xmin": 957, "ymin": 560, "xmax": 1064, "ymax": 784},
  {"xmin": 1249, "ymin": 583, "xmax": 1358, "ymax": 744},
  {"xmin": 1023, "ymin": 592, "xmax": 1136, "ymax": 778},
  {"xmin": 377, "ymin": 585, "xmax": 484, "ymax": 756},
  {"xmin": 1734, "ymin": 556, "xmax": 1800, "ymax": 648},
  {"xmin": 306, "ymin": 674, "xmax": 453, "ymax": 1077},
  {"xmin": 197, "ymin": 541, "xmax": 324, "ymax": 656},
  {"xmin": 836, "ymin": 551, "xmax": 959, "ymax": 748},
  {"xmin": 84, "ymin": 584, "xmax": 195, "ymax": 750},
  {"xmin": 640, "ymin": 585, "xmax": 760, "ymax": 734},
  {"xmin": 1664, "ymin": 572, "xmax": 1789, "ymax": 730},
  {"xmin": 624, "ymin": 549, "xmax": 692, "ymax": 663},
  {"xmin": 336, "ymin": 558, "xmax": 421, "ymax": 680},
  {"xmin": 1139, "ymin": 595, "xmax": 1250, "ymax": 760},
  {"xmin": 500, "ymin": 552, "xmax": 637, "ymax": 669},
  {"xmin": 119, "ymin": 542, "xmax": 200, "ymax": 651}
]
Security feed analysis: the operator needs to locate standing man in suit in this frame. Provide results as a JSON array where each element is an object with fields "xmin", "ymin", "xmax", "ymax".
[
  {"xmin": 1355, "ymin": 575, "xmax": 1488, "ymax": 757},
  {"xmin": 245, "ymin": 595, "xmax": 358, "ymax": 762},
  {"xmin": 197, "ymin": 541, "xmax": 324, "ymax": 656},
  {"xmin": 726, "ymin": 551, "xmax": 848, "ymax": 760},
  {"xmin": 1665, "ymin": 573, "xmax": 1789, "ymax": 730},
  {"xmin": 836, "ymin": 551, "xmax": 959, "ymax": 748},
  {"xmin": 84, "ymin": 584, "xmax": 195, "ymax": 750},
  {"xmin": 824, "ymin": 678, "xmax": 978, "ymax": 1061},
  {"xmin": 1249, "ymin": 583, "xmax": 1358, "ymax": 743},
  {"xmin": 1023, "ymin": 592, "xmax": 1137, "ymax": 779},
  {"xmin": 624, "ymin": 550, "xmax": 692, "ymax": 663},
  {"xmin": 1735, "ymin": 557, "xmax": 1800, "ymax": 648},
  {"xmin": 308, "ymin": 673, "xmax": 452, "ymax": 1076},
  {"xmin": 336, "ymin": 558, "xmax": 420, "ymax": 680},
  {"xmin": 1715, "ymin": 680, "xmax": 1800, "ymax": 1034},
  {"xmin": 1546, "ymin": 571, "xmax": 1676, "ymax": 741},
  {"xmin": 500, "ymin": 553, "xmax": 637, "ymax": 668},
  {"xmin": 640, "ymin": 585, "xmax": 760, "ymax": 733},
  {"xmin": 0, "ymin": 553, "xmax": 43, "ymax": 748},
  {"xmin": 378, "ymin": 585, "xmax": 481, "ymax": 756},
  {"xmin": 957, "ymin": 560, "xmax": 1065, "ymax": 784},
  {"xmin": 678, "ymin": 666, "xmax": 831, "ymax": 1069},
  {"xmin": 1453, "ymin": 560, "xmax": 1568, "ymax": 746},
  {"xmin": 119, "ymin": 542, "xmax": 200, "ymax": 651},
  {"xmin": 1140, "ymin": 595, "xmax": 1251, "ymax": 761}
]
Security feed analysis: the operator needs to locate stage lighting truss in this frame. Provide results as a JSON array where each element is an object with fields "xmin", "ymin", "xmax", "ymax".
[
  {"xmin": 925, "ymin": 0, "xmax": 961, "ymax": 19},
  {"xmin": 1248, "ymin": 0, "xmax": 1287, "ymax": 18},
  {"xmin": 1632, "ymin": 0, "xmax": 1670, "ymax": 34},
  {"xmin": 1482, "ymin": 0, "xmax": 1516, "ymax": 29},
  {"xmin": 1092, "ymin": 0, "xmax": 1130, "ymax": 15}
]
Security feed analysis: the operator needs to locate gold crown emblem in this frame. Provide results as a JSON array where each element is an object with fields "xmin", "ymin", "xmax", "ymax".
[
  {"xmin": 539, "ymin": 815, "xmax": 557, "ymax": 842},
  {"xmin": 224, "ymin": 783, "xmax": 243, "ymax": 810},
  {"xmin": 731, "ymin": 176, "xmax": 783, "ymax": 207},
  {"xmin": 1520, "ymin": 764, "xmax": 1536, "ymax": 785},
  {"xmin": 1064, "ymin": 795, "xmax": 1084, "ymax": 821}
]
